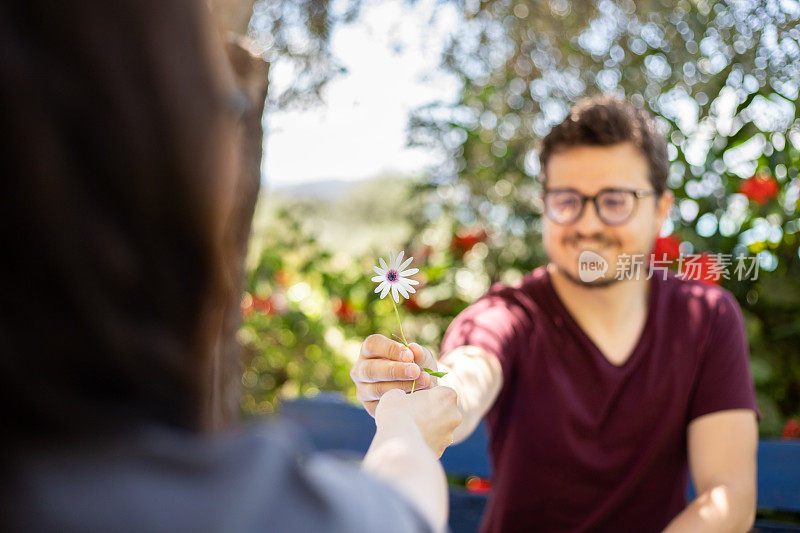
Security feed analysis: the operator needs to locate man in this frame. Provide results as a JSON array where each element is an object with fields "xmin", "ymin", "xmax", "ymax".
[{"xmin": 351, "ymin": 95, "xmax": 759, "ymax": 532}]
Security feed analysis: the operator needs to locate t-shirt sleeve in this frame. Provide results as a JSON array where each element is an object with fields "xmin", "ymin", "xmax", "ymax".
[
  {"xmin": 440, "ymin": 283, "xmax": 533, "ymax": 386},
  {"xmin": 687, "ymin": 290, "xmax": 759, "ymax": 422}
]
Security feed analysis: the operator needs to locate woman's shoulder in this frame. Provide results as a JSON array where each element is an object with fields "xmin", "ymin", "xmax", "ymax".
[{"xmin": 5, "ymin": 420, "xmax": 430, "ymax": 532}]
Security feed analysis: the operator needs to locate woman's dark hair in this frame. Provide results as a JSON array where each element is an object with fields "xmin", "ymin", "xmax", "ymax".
[
  {"xmin": 0, "ymin": 0, "xmax": 242, "ymax": 450},
  {"xmin": 539, "ymin": 94, "xmax": 669, "ymax": 196}
]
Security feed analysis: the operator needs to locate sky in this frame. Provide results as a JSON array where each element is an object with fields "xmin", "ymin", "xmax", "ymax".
[{"xmin": 263, "ymin": 0, "xmax": 460, "ymax": 187}]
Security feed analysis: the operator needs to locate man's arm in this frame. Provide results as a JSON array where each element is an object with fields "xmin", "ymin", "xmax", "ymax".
[
  {"xmin": 423, "ymin": 345, "xmax": 504, "ymax": 444},
  {"xmin": 662, "ymin": 409, "xmax": 758, "ymax": 533}
]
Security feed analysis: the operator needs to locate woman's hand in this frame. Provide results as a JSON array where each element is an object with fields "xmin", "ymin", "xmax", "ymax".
[
  {"xmin": 374, "ymin": 386, "xmax": 462, "ymax": 458},
  {"xmin": 362, "ymin": 387, "xmax": 457, "ymax": 531}
]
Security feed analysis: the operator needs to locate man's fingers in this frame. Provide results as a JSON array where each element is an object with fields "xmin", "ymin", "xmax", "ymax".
[
  {"xmin": 407, "ymin": 343, "xmax": 436, "ymax": 388},
  {"xmin": 408, "ymin": 342, "xmax": 436, "ymax": 368},
  {"xmin": 351, "ymin": 359, "xmax": 420, "ymax": 383},
  {"xmin": 363, "ymin": 400, "xmax": 378, "ymax": 417},
  {"xmin": 356, "ymin": 380, "xmax": 420, "ymax": 402},
  {"xmin": 412, "ymin": 370, "xmax": 432, "ymax": 389},
  {"xmin": 360, "ymin": 334, "xmax": 413, "ymax": 362}
]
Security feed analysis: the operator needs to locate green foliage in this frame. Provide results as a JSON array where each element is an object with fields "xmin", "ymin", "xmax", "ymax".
[
  {"xmin": 239, "ymin": 207, "xmax": 353, "ymax": 414},
  {"xmin": 249, "ymin": 0, "xmax": 366, "ymax": 108}
]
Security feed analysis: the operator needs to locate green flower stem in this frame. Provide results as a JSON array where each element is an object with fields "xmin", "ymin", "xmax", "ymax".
[
  {"xmin": 391, "ymin": 299, "xmax": 408, "ymax": 345},
  {"xmin": 391, "ymin": 299, "xmax": 415, "ymax": 393}
]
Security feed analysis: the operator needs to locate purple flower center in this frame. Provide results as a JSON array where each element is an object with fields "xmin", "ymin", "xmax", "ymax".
[{"xmin": 386, "ymin": 270, "xmax": 399, "ymax": 282}]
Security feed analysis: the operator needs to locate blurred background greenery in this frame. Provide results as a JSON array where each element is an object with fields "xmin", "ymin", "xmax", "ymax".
[{"xmin": 241, "ymin": 0, "xmax": 800, "ymax": 437}]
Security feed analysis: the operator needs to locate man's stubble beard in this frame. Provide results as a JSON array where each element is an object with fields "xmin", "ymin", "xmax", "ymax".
[
  {"xmin": 549, "ymin": 232, "xmax": 624, "ymax": 289},
  {"xmin": 551, "ymin": 261, "xmax": 621, "ymax": 289}
]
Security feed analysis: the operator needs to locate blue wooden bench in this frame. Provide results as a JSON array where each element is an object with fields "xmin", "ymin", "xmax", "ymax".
[{"xmin": 280, "ymin": 394, "xmax": 800, "ymax": 532}]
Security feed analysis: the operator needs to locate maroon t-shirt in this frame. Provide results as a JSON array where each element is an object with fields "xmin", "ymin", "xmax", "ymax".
[{"xmin": 440, "ymin": 266, "xmax": 758, "ymax": 533}]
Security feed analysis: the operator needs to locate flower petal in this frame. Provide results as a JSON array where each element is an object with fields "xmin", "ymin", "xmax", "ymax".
[
  {"xmin": 371, "ymin": 275, "xmax": 385, "ymax": 282},
  {"xmin": 379, "ymin": 257, "xmax": 388, "ymax": 271},
  {"xmin": 374, "ymin": 281, "xmax": 386, "ymax": 294},
  {"xmin": 405, "ymin": 279, "xmax": 420, "ymax": 286},
  {"xmin": 380, "ymin": 283, "xmax": 390, "ymax": 299},
  {"xmin": 398, "ymin": 280, "xmax": 415, "ymax": 294},
  {"xmin": 398, "ymin": 280, "xmax": 416, "ymax": 293},
  {"xmin": 400, "ymin": 268, "xmax": 419, "ymax": 276},
  {"xmin": 399, "ymin": 256, "xmax": 413, "ymax": 271},
  {"xmin": 394, "ymin": 251, "xmax": 404, "ymax": 270},
  {"xmin": 391, "ymin": 285, "xmax": 400, "ymax": 303},
  {"xmin": 373, "ymin": 266, "xmax": 385, "ymax": 276},
  {"xmin": 397, "ymin": 284, "xmax": 409, "ymax": 299}
]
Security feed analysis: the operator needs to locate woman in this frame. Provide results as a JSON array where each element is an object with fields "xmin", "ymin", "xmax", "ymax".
[{"xmin": 0, "ymin": 1, "xmax": 459, "ymax": 531}]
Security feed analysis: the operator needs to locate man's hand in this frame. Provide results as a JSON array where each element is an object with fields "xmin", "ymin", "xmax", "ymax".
[{"xmin": 351, "ymin": 334, "xmax": 439, "ymax": 417}]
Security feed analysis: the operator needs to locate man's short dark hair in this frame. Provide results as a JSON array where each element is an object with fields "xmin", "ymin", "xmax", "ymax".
[{"xmin": 539, "ymin": 95, "xmax": 669, "ymax": 196}]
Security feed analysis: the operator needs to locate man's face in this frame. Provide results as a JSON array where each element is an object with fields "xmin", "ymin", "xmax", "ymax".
[{"xmin": 541, "ymin": 142, "xmax": 673, "ymax": 287}]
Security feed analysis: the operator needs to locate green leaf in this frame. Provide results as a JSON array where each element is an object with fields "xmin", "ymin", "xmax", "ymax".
[{"xmin": 422, "ymin": 367, "xmax": 448, "ymax": 378}]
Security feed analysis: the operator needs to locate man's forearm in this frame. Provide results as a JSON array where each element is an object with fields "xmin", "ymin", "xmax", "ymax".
[
  {"xmin": 362, "ymin": 413, "xmax": 448, "ymax": 532},
  {"xmin": 662, "ymin": 483, "xmax": 755, "ymax": 533},
  {"xmin": 438, "ymin": 346, "xmax": 503, "ymax": 444}
]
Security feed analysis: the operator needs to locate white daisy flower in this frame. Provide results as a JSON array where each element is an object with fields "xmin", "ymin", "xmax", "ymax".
[{"xmin": 371, "ymin": 250, "xmax": 420, "ymax": 304}]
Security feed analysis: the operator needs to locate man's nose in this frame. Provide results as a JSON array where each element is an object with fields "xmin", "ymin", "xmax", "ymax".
[{"xmin": 572, "ymin": 199, "xmax": 606, "ymax": 233}]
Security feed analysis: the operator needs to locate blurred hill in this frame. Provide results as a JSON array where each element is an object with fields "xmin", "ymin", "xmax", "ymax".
[
  {"xmin": 268, "ymin": 179, "xmax": 362, "ymax": 203},
  {"xmin": 250, "ymin": 174, "xmax": 418, "ymax": 263}
]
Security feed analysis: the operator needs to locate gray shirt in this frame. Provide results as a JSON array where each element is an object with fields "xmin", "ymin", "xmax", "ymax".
[{"xmin": 5, "ymin": 421, "xmax": 432, "ymax": 532}]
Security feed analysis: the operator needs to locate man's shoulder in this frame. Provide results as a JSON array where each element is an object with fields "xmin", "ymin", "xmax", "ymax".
[
  {"xmin": 659, "ymin": 273, "xmax": 741, "ymax": 320},
  {"xmin": 476, "ymin": 266, "xmax": 549, "ymax": 311},
  {"xmin": 445, "ymin": 267, "xmax": 551, "ymax": 335}
]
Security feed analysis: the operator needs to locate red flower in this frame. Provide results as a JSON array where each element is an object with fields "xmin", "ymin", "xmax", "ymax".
[
  {"xmin": 333, "ymin": 298, "xmax": 356, "ymax": 323},
  {"xmin": 451, "ymin": 228, "xmax": 488, "ymax": 254},
  {"xmin": 782, "ymin": 418, "xmax": 800, "ymax": 440},
  {"xmin": 465, "ymin": 476, "xmax": 492, "ymax": 494},
  {"xmin": 652, "ymin": 235, "xmax": 681, "ymax": 262},
  {"xmin": 252, "ymin": 295, "xmax": 274, "ymax": 315},
  {"xmin": 242, "ymin": 293, "xmax": 275, "ymax": 317},
  {"xmin": 739, "ymin": 173, "xmax": 779, "ymax": 205},
  {"xmin": 679, "ymin": 253, "xmax": 722, "ymax": 285}
]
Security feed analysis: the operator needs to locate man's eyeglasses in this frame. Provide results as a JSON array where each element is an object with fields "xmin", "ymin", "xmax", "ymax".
[{"xmin": 542, "ymin": 187, "xmax": 656, "ymax": 226}]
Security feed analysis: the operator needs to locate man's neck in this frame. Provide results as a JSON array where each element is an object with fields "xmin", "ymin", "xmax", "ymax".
[{"xmin": 546, "ymin": 263, "xmax": 650, "ymax": 333}]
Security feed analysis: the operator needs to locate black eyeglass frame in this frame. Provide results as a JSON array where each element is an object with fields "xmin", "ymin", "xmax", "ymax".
[{"xmin": 542, "ymin": 187, "xmax": 657, "ymax": 226}]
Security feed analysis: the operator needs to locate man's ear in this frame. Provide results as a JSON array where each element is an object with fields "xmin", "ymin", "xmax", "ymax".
[{"xmin": 656, "ymin": 190, "xmax": 674, "ymax": 233}]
